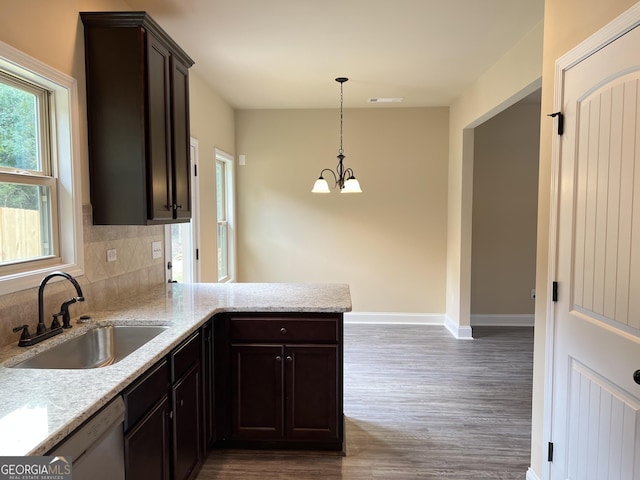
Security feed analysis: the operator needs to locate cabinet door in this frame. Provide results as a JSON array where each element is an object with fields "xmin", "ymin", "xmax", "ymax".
[
  {"xmin": 173, "ymin": 363, "xmax": 203, "ymax": 480},
  {"xmin": 170, "ymin": 57, "xmax": 191, "ymax": 220},
  {"xmin": 147, "ymin": 33, "xmax": 173, "ymax": 222},
  {"xmin": 285, "ymin": 345, "xmax": 339, "ymax": 441},
  {"xmin": 125, "ymin": 395, "xmax": 171, "ymax": 480},
  {"xmin": 231, "ymin": 345, "xmax": 284, "ymax": 440}
]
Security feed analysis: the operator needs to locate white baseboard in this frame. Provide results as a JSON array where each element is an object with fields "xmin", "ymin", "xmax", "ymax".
[
  {"xmin": 471, "ymin": 314, "xmax": 535, "ymax": 327},
  {"xmin": 344, "ymin": 312, "xmax": 531, "ymax": 339},
  {"xmin": 344, "ymin": 312, "xmax": 445, "ymax": 325},
  {"xmin": 343, "ymin": 312, "xmax": 475, "ymax": 340},
  {"xmin": 526, "ymin": 467, "xmax": 541, "ymax": 480}
]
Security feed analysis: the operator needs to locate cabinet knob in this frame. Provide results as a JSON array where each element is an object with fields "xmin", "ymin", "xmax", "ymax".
[
  {"xmin": 276, "ymin": 355, "xmax": 282, "ymax": 361},
  {"xmin": 286, "ymin": 355, "xmax": 293, "ymax": 362},
  {"xmin": 280, "ymin": 327, "xmax": 287, "ymax": 335}
]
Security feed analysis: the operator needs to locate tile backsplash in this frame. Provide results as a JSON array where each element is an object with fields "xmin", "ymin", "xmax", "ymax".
[{"xmin": 0, "ymin": 205, "xmax": 165, "ymax": 347}]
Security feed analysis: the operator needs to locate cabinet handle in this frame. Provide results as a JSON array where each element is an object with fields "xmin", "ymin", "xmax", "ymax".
[
  {"xmin": 280, "ymin": 327, "xmax": 287, "ymax": 335},
  {"xmin": 276, "ymin": 355, "xmax": 282, "ymax": 361},
  {"xmin": 180, "ymin": 399, "xmax": 184, "ymax": 407},
  {"xmin": 169, "ymin": 411, "xmax": 174, "ymax": 419},
  {"xmin": 171, "ymin": 204, "xmax": 183, "ymax": 210}
]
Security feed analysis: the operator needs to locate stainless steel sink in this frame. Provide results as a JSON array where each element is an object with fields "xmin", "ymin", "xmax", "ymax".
[{"xmin": 12, "ymin": 325, "xmax": 168, "ymax": 369}]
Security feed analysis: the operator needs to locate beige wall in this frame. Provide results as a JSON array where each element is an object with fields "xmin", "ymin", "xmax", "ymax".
[
  {"xmin": 446, "ymin": 21, "xmax": 544, "ymax": 334},
  {"xmin": 235, "ymin": 107, "xmax": 449, "ymax": 313},
  {"xmin": 188, "ymin": 73, "xmax": 236, "ymax": 282},
  {"xmin": 471, "ymin": 101, "xmax": 540, "ymax": 315},
  {"xmin": 0, "ymin": 0, "xmax": 234, "ymax": 346},
  {"xmin": 529, "ymin": 0, "xmax": 640, "ymax": 476}
]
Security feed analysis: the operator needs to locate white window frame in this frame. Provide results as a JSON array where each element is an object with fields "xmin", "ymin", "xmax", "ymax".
[
  {"xmin": 0, "ymin": 40, "xmax": 83, "ymax": 295},
  {"xmin": 215, "ymin": 148, "xmax": 236, "ymax": 283}
]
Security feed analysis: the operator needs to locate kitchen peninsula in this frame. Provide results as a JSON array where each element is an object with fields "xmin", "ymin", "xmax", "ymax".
[{"xmin": 0, "ymin": 282, "xmax": 351, "ymax": 461}]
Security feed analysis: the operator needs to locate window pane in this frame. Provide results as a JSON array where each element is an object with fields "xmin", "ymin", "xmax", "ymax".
[
  {"xmin": 216, "ymin": 160, "xmax": 226, "ymax": 221},
  {"xmin": 0, "ymin": 81, "xmax": 40, "ymax": 172},
  {"xmin": 217, "ymin": 223, "xmax": 228, "ymax": 281},
  {"xmin": 0, "ymin": 182, "xmax": 52, "ymax": 264}
]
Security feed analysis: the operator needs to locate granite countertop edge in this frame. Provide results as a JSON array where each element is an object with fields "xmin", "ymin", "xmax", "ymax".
[{"xmin": 0, "ymin": 282, "xmax": 351, "ymax": 457}]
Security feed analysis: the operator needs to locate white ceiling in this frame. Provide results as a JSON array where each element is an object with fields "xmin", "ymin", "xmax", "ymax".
[{"xmin": 125, "ymin": 0, "xmax": 543, "ymax": 109}]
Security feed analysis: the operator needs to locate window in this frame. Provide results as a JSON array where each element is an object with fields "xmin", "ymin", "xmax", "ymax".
[
  {"xmin": 215, "ymin": 149, "xmax": 235, "ymax": 282},
  {"xmin": 0, "ymin": 40, "xmax": 83, "ymax": 294},
  {"xmin": 0, "ymin": 73, "xmax": 56, "ymax": 265}
]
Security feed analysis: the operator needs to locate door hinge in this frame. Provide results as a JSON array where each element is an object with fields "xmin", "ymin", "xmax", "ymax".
[
  {"xmin": 194, "ymin": 164, "xmax": 198, "ymax": 176},
  {"xmin": 547, "ymin": 112, "xmax": 564, "ymax": 135},
  {"xmin": 552, "ymin": 281, "xmax": 558, "ymax": 302},
  {"xmin": 547, "ymin": 442, "xmax": 554, "ymax": 462},
  {"xmin": 196, "ymin": 248, "xmax": 199, "ymax": 260}
]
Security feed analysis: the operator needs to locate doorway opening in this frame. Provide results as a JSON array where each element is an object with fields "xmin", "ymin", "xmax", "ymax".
[{"xmin": 165, "ymin": 138, "xmax": 200, "ymax": 283}]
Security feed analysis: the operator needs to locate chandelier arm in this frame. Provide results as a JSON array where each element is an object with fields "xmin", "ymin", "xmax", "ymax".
[{"xmin": 319, "ymin": 168, "xmax": 338, "ymax": 188}]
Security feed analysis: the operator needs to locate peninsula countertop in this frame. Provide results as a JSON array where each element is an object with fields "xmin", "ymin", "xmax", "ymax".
[{"xmin": 0, "ymin": 282, "xmax": 351, "ymax": 457}]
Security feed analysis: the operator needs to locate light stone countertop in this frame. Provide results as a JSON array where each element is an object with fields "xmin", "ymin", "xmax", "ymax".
[{"xmin": 0, "ymin": 282, "xmax": 351, "ymax": 457}]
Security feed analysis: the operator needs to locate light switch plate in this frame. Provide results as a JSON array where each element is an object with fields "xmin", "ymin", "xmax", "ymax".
[
  {"xmin": 106, "ymin": 248, "xmax": 117, "ymax": 262},
  {"xmin": 152, "ymin": 241, "xmax": 162, "ymax": 259}
]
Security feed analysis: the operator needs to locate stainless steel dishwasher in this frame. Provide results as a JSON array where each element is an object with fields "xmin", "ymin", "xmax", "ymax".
[{"xmin": 50, "ymin": 396, "xmax": 125, "ymax": 480}]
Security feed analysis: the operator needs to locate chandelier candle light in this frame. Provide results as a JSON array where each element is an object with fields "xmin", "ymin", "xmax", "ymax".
[{"xmin": 312, "ymin": 77, "xmax": 362, "ymax": 193}]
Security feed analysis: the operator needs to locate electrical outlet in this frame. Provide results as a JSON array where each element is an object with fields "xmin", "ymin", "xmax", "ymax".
[
  {"xmin": 152, "ymin": 241, "xmax": 162, "ymax": 260},
  {"xmin": 106, "ymin": 248, "xmax": 117, "ymax": 262}
]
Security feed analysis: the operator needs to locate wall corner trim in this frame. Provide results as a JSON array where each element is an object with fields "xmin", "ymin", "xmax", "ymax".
[
  {"xmin": 445, "ymin": 316, "xmax": 474, "ymax": 340},
  {"xmin": 526, "ymin": 467, "xmax": 541, "ymax": 480}
]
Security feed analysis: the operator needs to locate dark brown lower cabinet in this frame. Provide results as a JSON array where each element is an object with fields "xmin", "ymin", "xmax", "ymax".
[
  {"xmin": 125, "ymin": 395, "xmax": 171, "ymax": 480},
  {"xmin": 284, "ymin": 345, "xmax": 337, "ymax": 441},
  {"xmin": 123, "ymin": 312, "xmax": 344, "ymax": 477},
  {"xmin": 172, "ymin": 363, "xmax": 202, "ymax": 480},
  {"xmin": 232, "ymin": 345, "xmax": 338, "ymax": 442},
  {"xmin": 222, "ymin": 313, "xmax": 344, "ymax": 451},
  {"xmin": 123, "ymin": 330, "xmax": 203, "ymax": 480}
]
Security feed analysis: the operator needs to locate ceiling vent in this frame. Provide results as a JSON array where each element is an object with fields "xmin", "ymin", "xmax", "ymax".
[{"xmin": 368, "ymin": 97, "xmax": 404, "ymax": 103}]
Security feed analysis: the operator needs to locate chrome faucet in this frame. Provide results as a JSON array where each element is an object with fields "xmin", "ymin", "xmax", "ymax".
[{"xmin": 13, "ymin": 271, "xmax": 85, "ymax": 347}]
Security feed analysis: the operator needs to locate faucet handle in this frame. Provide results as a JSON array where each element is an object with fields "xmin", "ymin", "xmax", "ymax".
[
  {"xmin": 51, "ymin": 313, "xmax": 63, "ymax": 330},
  {"xmin": 13, "ymin": 325, "xmax": 31, "ymax": 342}
]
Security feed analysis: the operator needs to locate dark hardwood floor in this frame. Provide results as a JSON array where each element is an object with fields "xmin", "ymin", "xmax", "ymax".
[{"xmin": 198, "ymin": 324, "xmax": 533, "ymax": 479}]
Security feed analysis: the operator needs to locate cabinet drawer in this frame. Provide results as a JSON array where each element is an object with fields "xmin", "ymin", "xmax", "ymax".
[
  {"xmin": 171, "ymin": 331, "xmax": 201, "ymax": 381},
  {"xmin": 123, "ymin": 359, "xmax": 170, "ymax": 431},
  {"xmin": 230, "ymin": 317, "xmax": 338, "ymax": 343}
]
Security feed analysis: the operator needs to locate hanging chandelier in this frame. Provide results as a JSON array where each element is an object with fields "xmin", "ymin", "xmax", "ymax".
[{"xmin": 312, "ymin": 77, "xmax": 362, "ymax": 193}]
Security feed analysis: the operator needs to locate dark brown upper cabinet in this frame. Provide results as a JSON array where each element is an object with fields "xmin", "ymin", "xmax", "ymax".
[{"xmin": 80, "ymin": 12, "xmax": 194, "ymax": 225}]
